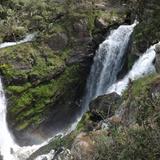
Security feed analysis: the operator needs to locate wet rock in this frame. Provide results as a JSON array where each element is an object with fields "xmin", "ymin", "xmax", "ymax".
[
  {"xmin": 89, "ymin": 92, "xmax": 121, "ymax": 119},
  {"xmin": 53, "ymin": 148, "xmax": 73, "ymax": 160},
  {"xmin": 73, "ymin": 19, "xmax": 90, "ymax": 39},
  {"xmin": 47, "ymin": 33, "xmax": 68, "ymax": 51},
  {"xmin": 155, "ymin": 44, "xmax": 160, "ymax": 73},
  {"xmin": 66, "ymin": 48, "xmax": 93, "ymax": 66}
]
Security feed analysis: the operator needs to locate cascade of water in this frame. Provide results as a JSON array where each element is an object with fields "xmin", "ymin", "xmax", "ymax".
[
  {"xmin": 0, "ymin": 33, "xmax": 68, "ymax": 160},
  {"xmin": 0, "ymin": 78, "xmax": 18, "ymax": 160},
  {"xmin": 0, "ymin": 33, "xmax": 35, "ymax": 49},
  {"xmin": 35, "ymin": 150, "xmax": 55, "ymax": 160},
  {"xmin": 0, "ymin": 34, "xmax": 44, "ymax": 160},
  {"xmin": 82, "ymin": 21, "xmax": 138, "ymax": 110},
  {"xmin": 107, "ymin": 43, "xmax": 158, "ymax": 95},
  {"xmin": 0, "ymin": 21, "xmax": 142, "ymax": 160}
]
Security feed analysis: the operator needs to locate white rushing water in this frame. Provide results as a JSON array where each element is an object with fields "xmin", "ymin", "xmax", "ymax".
[
  {"xmin": 35, "ymin": 150, "xmax": 55, "ymax": 160},
  {"xmin": 0, "ymin": 78, "xmax": 18, "ymax": 160},
  {"xmin": 0, "ymin": 34, "xmax": 35, "ymax": 49},
  {"xmin": 107, "ymin": 43, "xmax": 159, "ymax": 95},
  {"xmin": 0, "ymin": 34, "xmax": 48, "ymax": 160},
  {"xmin": 82, "ymin": 21, "xmax": 138, "ymax": 110},
  {"xmin": 0, "ymin": 24, "xmax": 157, "ymax": 160}
]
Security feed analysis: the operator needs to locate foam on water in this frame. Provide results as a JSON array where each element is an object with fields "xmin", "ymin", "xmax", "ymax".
[
  {"xmin": 81, "ymin": 21, "xmax": 138, "ymax": 111},
  {"xmin": 107, "ymin": 43, "xmax": 158, "ymax": 95},
  {"xmin": 0, "ymin": 34, "xmax": 35, "ymax": 49}
]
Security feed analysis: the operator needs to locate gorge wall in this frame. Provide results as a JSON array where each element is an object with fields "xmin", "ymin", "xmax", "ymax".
[
  {"xmin": 0, "ymin": 0, "xmax": 160, "ymax": 160},
  {"xmin": 0, "ymin": 0, "xmax": 130, "ymax": 145}
]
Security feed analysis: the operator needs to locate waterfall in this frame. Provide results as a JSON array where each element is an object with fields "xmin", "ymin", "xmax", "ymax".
[
  {"xmin": 82, "ymin": 21, "xmax": 138, "ymax": 110},
  {"xmin": 107, "ymin": 43, "xmax": 158, "ymax": 95},
  {"xmin": 0, "ymin": 34, "xmax": 47, "ymax": 160},
  {"xmin": 0, "ymin": 79, "xmax": 18, "ymax": 160},
  {"xmin": 0, "ymin": 33, "xmax": 35, "ymax": 49},
  {"xmin": 1, "ymin": 22, "xmax": 157, "ymax": 160}
]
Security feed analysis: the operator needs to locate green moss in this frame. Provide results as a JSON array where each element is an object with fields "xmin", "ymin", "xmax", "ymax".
[
  {"xmin": 7, "ymin": 83, "xmax": 31, "ymax": 94},
  {"xmin": 76, "ymin": 112, "xmax": 92, "ymax": 132},
  {"xmin": 133, "ymin": 1, "xmax": 160, "ymax": 51},
  {"xmin": 126, "ymin": 74, "xmax": 158, "ymax": 97},
  {"xmin": 0, "ymin": 43, "xmax": 65, "ymax": 82},
  {"xmin": 8, "ymin": 64, "xmax": 83, "ymax": 131},
  {"xmin": 94, "ymin": 74, "xmax": 160, "ymax": 160}
]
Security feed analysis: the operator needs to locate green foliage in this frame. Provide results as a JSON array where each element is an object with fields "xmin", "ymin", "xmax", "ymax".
[
  {"xmin": 95, "ymin": 127, "xmax": 160, "ymax": 160},
  {"xmin": 133, "ymin": 0, "xmax": 160, "ymax": 51},
  {"xmin": 95, "ymin": 75, "xmax": 160, "ymax": 160},
  {"xmin": 7, "ymin": 63, "xmax": 82, "ymax": 131}
]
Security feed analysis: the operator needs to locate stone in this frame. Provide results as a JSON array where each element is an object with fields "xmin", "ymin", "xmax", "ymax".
[
  {"xmin": 89, "ymin": 92, "xmax": 121, "ymax": 119},
  {"xmin": 73, "ymin": 21, "xmax": 87, "ymax": 33},
  {"xmin": 95, "ymin": 17, "xmax": 109, "ymax": 29},
  {"xmin": 150, "ymin": 77, "xmax": 160, "ymax": 99},
  {"xmin": 95, "ymin": 3, "xmax": 106, "ymax": 10},
  {"xmin": 155, "ymin": 44, "xmax": 160, "ymax": 73},
  {"xmin": 47, "ymin": 32, "xmax": 68, "ymax": 51},
  {"xmin": 73, "ymin": 19, "xmax": 90, "ymax": 39},
  {"xmin": 108, "ymin": 115, "xmax": 122, "ymax": 125}
]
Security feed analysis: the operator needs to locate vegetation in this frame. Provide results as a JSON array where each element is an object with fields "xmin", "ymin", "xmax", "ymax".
[
  {"xmin": 133, "ymin": 0, "xmax": 160, "ymax": 52},
  {"xmin": 94, "ymin": 75, "xmax": 160, "ymax": 160}
]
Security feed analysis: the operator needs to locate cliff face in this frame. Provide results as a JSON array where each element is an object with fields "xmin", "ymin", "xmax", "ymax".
[
  {"xmin": 27, "ymin": 1, "xmax": 160, "ymax": 159},
  {"xmin": 0, "ymin": 0, "xmax": 160, "ymax": 158},
  {"xmin": 0, "ymin": 0, "xmax": 130, "ymax": 144},
  {"xmin": 131, "ymin": 0, "xmax": 160, "ymax": 54}
]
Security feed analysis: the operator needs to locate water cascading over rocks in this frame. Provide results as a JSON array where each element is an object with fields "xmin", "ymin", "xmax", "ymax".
[
  {"xmin": 0, "ymin": 21, "xmax": 138, "ymax": 160},
  {"xmin": 82, "ymin": 21, "xmax": 138, "ymax": 110},
  {"xmin": 0, "ymin": 34, "xmax": 47, "ymax": 160},
  {"xmin": 107, "ymin": 43, "xmax": 158, "ymax": 95}
]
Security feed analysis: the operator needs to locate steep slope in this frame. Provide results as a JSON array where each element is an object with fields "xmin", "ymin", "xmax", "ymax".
[{"xmin": 0, "ymin": 0, "xmax": 130, "ymax": 144}]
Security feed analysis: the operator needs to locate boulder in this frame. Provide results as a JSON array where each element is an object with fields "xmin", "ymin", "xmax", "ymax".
[
  {"xmin": 155, "ymin": 44, "xmax": 160, "ymax": 73},
  {"xmin": 95, "ymin": 3, "xmax": 107, "ymax": 10},
  {"xmin": 95, "ymin": 17, "xmax": 109, "ymax": 29},
  {"xmin": 89, "ymin": 92, "xmax": 121, "ymax": 119},
  {"xmin": 108, "ymin": 115, "xmax": 122, "ymax": 125},
  {"xmin": 73, "ymin": 19, "xmax": 90, "ymax": 39},
  {"xmin": 47, "ymin": 33, "xmax": 68, "ymax": 51}
]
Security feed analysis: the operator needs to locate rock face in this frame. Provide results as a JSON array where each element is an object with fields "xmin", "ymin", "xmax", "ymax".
[
  {"xmin": 71, "ymin": 75, "xmax": 160, "ymax": 160},
  {"xmin": 23, "ymin": 1, "xmax": 160, "ymax": 159},
  {"xmin": 47, "ymin": 33, "xmax": 68, "ymax": 51},
  {"xmin": 155, "ymin": 44, "xmax": 160, "ymax": 73},
  {"xmin": 130, "ymin": 0, "xmax": 160, "ymax": 54},
  {"xmin": 0, "ymin": 0, "xmax": 130, "ymax": 145},
  {"xmin": 73, "ymin": 19, "xmax": 89, "ymax": 40},
  {"xmin": 89, "ymin": 92, "xmax": 121, "ymax": 119}
]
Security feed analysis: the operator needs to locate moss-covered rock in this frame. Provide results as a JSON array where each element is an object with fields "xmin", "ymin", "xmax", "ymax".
[
  {"xmin": 0, "ymin": 0, "xmax": 131, "ymax": 145},
  {"xmin": 131, "ymin": 0, "xmax": 160, "ymax": 54}
]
